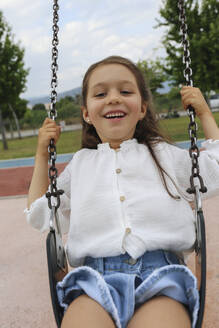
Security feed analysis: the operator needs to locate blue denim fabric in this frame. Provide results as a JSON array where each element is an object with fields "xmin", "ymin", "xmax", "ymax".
[{"xmin": 56, "ymin": 250, "xmax": 199, "ymax": 328}]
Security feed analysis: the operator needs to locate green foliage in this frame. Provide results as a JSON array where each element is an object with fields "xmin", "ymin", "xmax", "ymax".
[
  {"xmin": 137, "ymin": 58, "xmax": 167, "ymax": 96},
  {"xmin": 21, "ymin": 109, "xmax": 47, "ymax": 129},
  {"xmin": 58, "ymin": 103, "xmax": 81, "ymax": 120},
  {"xmin": 0, "ymin": 11, "xmax": 29, "ymax": 120},
  {"xmin": 56, "ymin": 96, "xmax": 75, "ymax": 109},
  {"xmin": 154, "ymin": 87, "xmax": 182, "ymax": 113},
  {"xmin": 14, "ymin": 99, "xmax": 28, "ymax": 119},
  {"xmin": 32, "ymin": 103, "xmax": 46, "ymax": 111},
  {"xmin": 56, "ymin": 96, "xmax": 81, "ymax": 120},
  {"xmin": 19, "ymin": 96, "xmax": 81, "ymax": 129},
  {"xmin": 74, "ymin": 93, "xmax": 82, "ymax": 105},
  {"xmin": 155, "ymin": 0, "xmax": 219, "ymax": 95},
  {"xmin": 136, "ymin": 58, "xmax": 183, "ymax": 114}
]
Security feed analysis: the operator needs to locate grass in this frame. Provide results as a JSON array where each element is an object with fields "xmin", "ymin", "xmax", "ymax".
[
  {"xmin": 160, "ymin": 112, "xmax": 219, "ymax": 141},
  {"xmin": 1, "ymin": 112, "xmax": 219, "ymax": 160},
  {"xmin": 0, "ymin": 130, "xmax": 82, "ymax": 160}
]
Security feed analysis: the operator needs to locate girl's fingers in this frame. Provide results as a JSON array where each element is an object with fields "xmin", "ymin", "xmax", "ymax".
[
  {"xmin": 43, "ymin": 117, "xmax": 53, "ymax": 125},
  {"xmin": 44, "ymin": 128, "xmax": 58, "ymax": 132},
  {"xmin": 180, "ymin": 86, "xmax": 200, "ymax": 109},
  {"xmin": 43, "ymin": 118, "xmax": 60, "ymax": 128},
  {"xmin": 182, "ymin": 95, "xmax": 193, "ymax": 106},
  {"xmin": 44, "ymin": 122, "xmax": 57, "ymax": 129},
  {"xmin": 181, "ymin": 86, "xmax": 195, "ymax": 96}
]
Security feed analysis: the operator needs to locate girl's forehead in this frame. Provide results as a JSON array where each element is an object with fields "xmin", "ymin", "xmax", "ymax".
[{"xmin": 88, "ymin": 64, "xmax": 137, "ymax": 89}]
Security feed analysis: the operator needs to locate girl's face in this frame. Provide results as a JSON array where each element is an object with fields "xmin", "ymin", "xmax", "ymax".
[{"xmin": 81, "ymin": 64, "xmax": 147, "ymax": 149}]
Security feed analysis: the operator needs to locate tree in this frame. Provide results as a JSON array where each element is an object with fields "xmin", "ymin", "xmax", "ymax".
[
  {"xmin": 9, "ymin": 98, "xmax": 28, "ymax": 137},
  {"xmin": 22, "ymin": 109, "xmax": 47, "ymax": 134},
  {"xmin": 155, "ymin": 0, "xmax": 219, "ymax": 98},
  {"xmin": 136, "ymin": 58, "xmax": 167, "ymax": 97},
  {"xmin": 0, "ymin": 11, "xmax": 29, "ymax": 149},
  {"xmin": 56, "ymin": 96, "xmax": 74, "ymax": 110},
  {"xmin": 58, "ymin": 103, "xmax": 80, "ymax": 120},
  {"xmin": 55, "ymin": 96, "xmax": 81, "ymax": 120},
  {"xmin": 32, "ymin": 103, "xmax": 46, "ymax": 111},
  {"xmin": 74, "ymin": 93, "xmax": 82, "ymax": 105}
]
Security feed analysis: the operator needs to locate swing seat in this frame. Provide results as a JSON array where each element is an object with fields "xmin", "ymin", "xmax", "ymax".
[
  {"xmin": 194, "ymin": 209, "xmax": 206, "ymax": 328},
  {"xmin": 46, "ymin": 208, "xmax": 206, "ymax": 328},
  {"xmin": 46, "ymin": 230, "xmax": 68, "ymax": 328}
]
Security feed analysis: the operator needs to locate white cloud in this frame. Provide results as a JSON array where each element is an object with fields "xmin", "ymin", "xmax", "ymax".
[
  {"xmin": 19, "ymin": 28, "xmax": 50, "ymax": 54},
  {"xmin": 0, "ymin": 0, "xmax": 28, "ymax": 9},
  {"xmin": 1, "ymin": 0, "xmax": 168, "ymax": 98}
]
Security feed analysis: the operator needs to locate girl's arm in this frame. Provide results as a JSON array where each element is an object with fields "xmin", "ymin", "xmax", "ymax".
[
  {"xmin": 180, "ymin": 86, "xmax": 219, "ymax": 140},
  {"xmin": 27, "ymin": 118, "xmax": 61, "ymax": 209},
  {"xmin": 199, "ymin": 111, "xmax": 219, "ymax": 140}
]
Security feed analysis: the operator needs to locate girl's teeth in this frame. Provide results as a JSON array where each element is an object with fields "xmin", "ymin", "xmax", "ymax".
[{"xmin": 105, "ymin": 113, "xmax": 125, "ymax": 118}]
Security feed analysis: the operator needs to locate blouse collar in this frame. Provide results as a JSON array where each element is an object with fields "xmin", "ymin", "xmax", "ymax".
[{"xmin": 97, "ymin": 138, "xmax": 138, "ymax": 152}]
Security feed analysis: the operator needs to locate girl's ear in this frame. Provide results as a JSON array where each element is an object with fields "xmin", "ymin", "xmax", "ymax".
[
  {"xmin": 140, "ymin": 102, "xmax": 147, "ymax": 119},
  {"xmin": 81, "ymin": 106, "xmax": 89, "ymax": 121}
]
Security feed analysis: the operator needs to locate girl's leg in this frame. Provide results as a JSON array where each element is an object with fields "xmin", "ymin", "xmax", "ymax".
[
  {"xmin": 61, "ymin": 294, "xmax": 116, "ymax": 328},
  {"xmin": 127, "ymin": 295, "xmax": 191, "ymax": 328}
]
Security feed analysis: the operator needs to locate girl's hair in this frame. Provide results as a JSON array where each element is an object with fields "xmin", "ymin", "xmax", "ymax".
[{"xmin": 80, "ymin": 55, "xmax": 180, "ymax": 200}]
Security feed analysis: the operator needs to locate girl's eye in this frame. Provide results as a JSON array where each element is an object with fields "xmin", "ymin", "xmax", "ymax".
[
  {"xmin": 121, "ymin": 90, "xmax": 132, "ymax": 94},
  {"xmin": 95, "ymin": 93, "xmax": 105, "ymax": 97}
]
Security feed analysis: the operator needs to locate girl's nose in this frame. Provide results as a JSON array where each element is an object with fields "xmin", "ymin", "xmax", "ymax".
[{"xmin": 107, "ymin": 91, "xmax": 121, "ymax": 104}]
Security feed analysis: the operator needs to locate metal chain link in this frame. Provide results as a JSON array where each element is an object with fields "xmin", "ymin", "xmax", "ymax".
[
  {"xmin": 178, "ymin": 0, "xmax": 207, "ymax": 194},
  {"xmin": 50, "ymin": 0, "xmax": 59, "ymax": 120},
  {"xmin": 46, "ymin": 0, "xmax": 64, "ymax": 210}
]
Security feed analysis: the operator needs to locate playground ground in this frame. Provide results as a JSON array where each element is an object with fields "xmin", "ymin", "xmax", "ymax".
[{"xmin": 0, "ymin": 164, "xmax": 218, "ymax": 327}]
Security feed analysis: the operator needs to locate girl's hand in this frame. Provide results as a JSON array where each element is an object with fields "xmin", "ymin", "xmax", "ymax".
[
  {"xmin": 37, "ymin": 117, "xmax": 61, "ymax": 157},
  {"xmin": 180, "ymin": 86, "xmax": 211, "ymax": 118}
]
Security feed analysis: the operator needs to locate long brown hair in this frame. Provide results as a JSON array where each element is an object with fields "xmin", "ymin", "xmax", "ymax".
[{"xmin": 80, "ymin": 55, "xmax": 180, "ymax": 200}]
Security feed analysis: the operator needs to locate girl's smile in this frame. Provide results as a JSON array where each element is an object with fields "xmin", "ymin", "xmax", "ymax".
[{"xmin": 81, "ymin": 64, "xmax": 147, "ymax": 149}]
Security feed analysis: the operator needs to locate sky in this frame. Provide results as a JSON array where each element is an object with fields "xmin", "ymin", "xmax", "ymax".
[{"xmin": 0, "ymin": 0, "xmax": 169, "ymax": 99}]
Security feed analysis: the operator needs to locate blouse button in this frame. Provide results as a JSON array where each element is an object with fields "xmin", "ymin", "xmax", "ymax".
[
  {"xmin": 116, "ymin": 168, "xmax": 122, "ymax": 174},
  {"xmin": 120, "ymin": 196, "xmax": 125, "ymax": 202}
]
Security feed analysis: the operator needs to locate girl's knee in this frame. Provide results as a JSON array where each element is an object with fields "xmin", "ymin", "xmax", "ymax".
[
  {"xmin": 61, "ymin": 294, "xmax": 116, "ymax": 328},
  {"xmin": 127, "ymin": 296, "xmax": 191, "ymax": 328}
]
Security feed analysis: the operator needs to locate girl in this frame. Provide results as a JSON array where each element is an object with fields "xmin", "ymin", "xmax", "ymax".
[{"xmin": 25, "ymin": 56, "xmax": 219, "ymax": 328}]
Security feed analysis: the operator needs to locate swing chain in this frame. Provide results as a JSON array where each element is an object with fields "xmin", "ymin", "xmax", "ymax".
[
  {"xmin": 50, "ymin": 0, "xmax": 59, "ymax": 120},
  {"xmin": 47, "ymin": 0, "xmax": 64, "ymax": 211},
  {"xmin": 178, "ymin": 0, "xmax": 207, "ymax": 195}
]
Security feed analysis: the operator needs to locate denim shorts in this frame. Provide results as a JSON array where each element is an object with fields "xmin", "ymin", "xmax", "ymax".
[{"xmin": 56, "ymin": 250, "xmax": 199, "ymax": 328}]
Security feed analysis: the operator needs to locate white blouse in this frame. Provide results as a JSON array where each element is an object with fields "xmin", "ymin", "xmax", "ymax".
[{"xmin": 25, "ymin": 138, "xmax": 219, "ymax": 267}]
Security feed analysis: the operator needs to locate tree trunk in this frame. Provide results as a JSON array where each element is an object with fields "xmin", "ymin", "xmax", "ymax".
[
  {"xmin": 9, "ymin": 103, "xmax": 22, "ymax": 139},
  {"xmin": 9, "ymin": 120, "xmax": 14, "ymax": 139},
  {"xmin": 0, "ymin": 108, "xmax": 8, "ymax": 150}
]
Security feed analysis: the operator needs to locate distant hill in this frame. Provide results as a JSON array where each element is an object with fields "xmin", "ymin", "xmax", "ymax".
[{"xmin": 27, "ymin": 87, "xmax": 82, "ymax": 106}]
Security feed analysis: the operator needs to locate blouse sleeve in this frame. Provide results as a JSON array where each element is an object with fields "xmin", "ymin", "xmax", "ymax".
[
  {"xmin": 24, "ymin": 159, "xmax": 72, "ymax": 234},
  {"xmin": 167, "ymin": 139, "xmax": 219, "ymax": 202}
]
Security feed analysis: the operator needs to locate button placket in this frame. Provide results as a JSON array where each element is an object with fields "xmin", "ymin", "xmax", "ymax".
[
  {"xmin": 114, "ymin": 151, "xmax": 125, "ymax": 204},
  {"xmin": 114, "ymin": 150, "xmax": 127, "ymax": 231}
]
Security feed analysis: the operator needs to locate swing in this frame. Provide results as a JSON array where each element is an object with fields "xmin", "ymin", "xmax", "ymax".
[{"xmin": 45, "ymin": 1, "xmax": 207, "ymax": 327}]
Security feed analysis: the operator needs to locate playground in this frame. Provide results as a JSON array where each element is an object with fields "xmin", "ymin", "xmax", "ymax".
[
  {"xmin": 0, "ymin": 164, "xmax": 218, "ymax": 327},
  {"xmin": 0, "ymin": 0, "xmax": 219, "ymax": 326}
]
